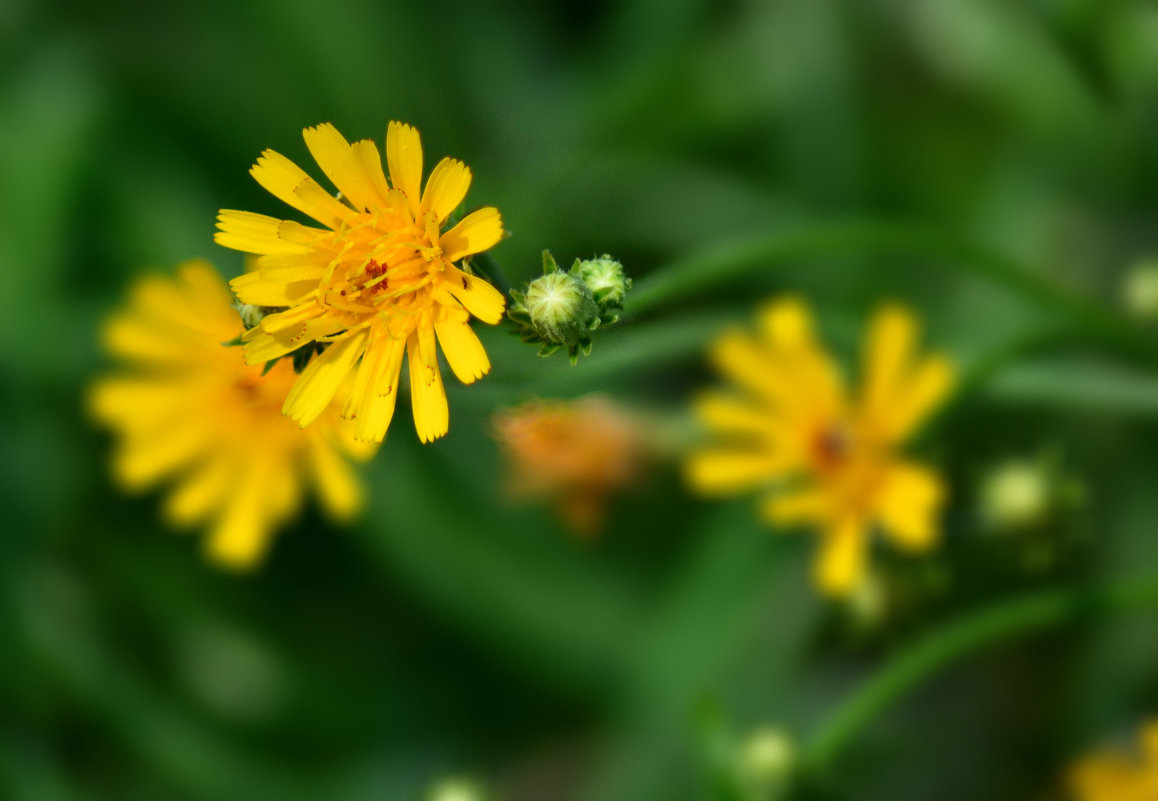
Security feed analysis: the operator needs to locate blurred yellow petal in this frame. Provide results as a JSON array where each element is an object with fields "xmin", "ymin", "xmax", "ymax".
[
  {"xmin": 760, "ymin": 486, "xmax": 832, "ymax": 526},
  {"xmin": 862, "ymin": 304, "xmax": 915, "ymax": 418},
  {"xmin": 686, "ymin": 449, "xmax": 787, "ymax": 495},
  {"xmin": 308, "ymin": 431, "xmax": 363, "ymax": 519},
  {"xmin": 875, "ymin": 461, "xmax": 944, "ymax": 551},
  {"xmin": 815, "ymin": 517, "xmax": 866, "ymax": 597},
  {"xmin": 887, "ymin": 355, "xmax": 955, "ymax": 442}
]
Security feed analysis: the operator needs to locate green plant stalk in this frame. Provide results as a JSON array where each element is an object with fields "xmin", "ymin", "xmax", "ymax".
[
  {"xmin": 626, "ymin": 222, "xmax": 1158, "ymax": 366},
  {"xmin": 803, "ymin": 571, "xmax": 1158, "ymax": 772}
]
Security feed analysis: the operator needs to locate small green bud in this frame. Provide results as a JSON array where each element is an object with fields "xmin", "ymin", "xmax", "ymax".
[
  {"xmin": 737, "ymin": 727, "xmax": 796, "ymax": 797},
  {"xmin": 524, "ymin": 271, "xmax": 598, "ymax": 348},
  {"xmin": 981, "ymin": 459, "xmax": 1050, "ymax": 531},
  {"xmin": 425, "ymin": 778, "xmax": 489, "ymax": 801},
  {"xmin": 1123, "ymin": 259, "xmax": 1158, "ymax": 318},
  {"xmin": 575, "ymin": 254, "xmax": 631, "ymax": 313},
  {"xmin": 238, "ymin": 303, "xmax": 266, "ymax": 329}
]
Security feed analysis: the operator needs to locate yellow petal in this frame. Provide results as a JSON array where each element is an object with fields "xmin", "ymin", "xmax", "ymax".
[
  {"xmin": 760, "ymin": 486, "xmax": 831, "ymax": 526},
  {"xmin": 684, "ymin": 449, "xmax": 788, "ymax": 495},
  {"xmin": 862, "ymin": 304, "xmax": 916, "ymax": 417},
  {"xmin": 814, "ymin": 517, "xmax": 866, "ymax": 597},
  {"xmin": 308, "ymin": 430, "xmax": 363, "ymax": 519},
  {"xmin": 443, "ymin": 265, "xmax": 506, "ymax": 324},
  {"xmin": 163, "ymin": 454, "xmax": 234, "ymax": 527},
  {"xmin": 346, "ymin": 337, "xmax": 405, "ymax": 443},
  {"xmin": 214, "ymin": 210, "xmax": 320, "ymax": 254},
  {"xmin": 756, "ymin": 296, "xmax": 814, "ymax": 350},
  {"xmin": 230, "ymin": 271, "xmax": 317, "ymax": 307},
  {"xmin": 886, "ymin": 355, "xmax": 955, "ymax": 441},
  {"xmin": 420, "ymin": 157, "xmax": 471, "ymax": 223},
  {"xmin": 303, "ymin": 123, "xmax": 379, "ymax": 212},
  {"xmin": 386, "ymin": 121, "xmax": 423, "ymax": 216},
  {"xmin": 434, "ymin": 317, "xmax": 490, "ymax": 384},
  {"xmin": 407, "ymin": 327, "xmax": 448, "ymax": 443},
  {"xmin": 205, "ymin": 453, "xmax": 275, "ymax": 570},
  {"xmin": 440, "ymin": 207, "xmax": 503, "ymax": 262},
  {"xmin": 282, "ymin": 330, "xmax": 368, "ymax": 428},
  {"xmin": 693, "ymin": 392, "xmax": 777, "ymax": 438},
  {"xmin": 112, "ymin": 417, "xmax": 214, "ymax": 490},
  {"xmin": 250, "ymin": 148, "xmax": 353, "ymax": 229},
  {"xmin": 874, "ymin": 461, "xmax": 945, "ymax": 551},
  {"xmin": 351, "ymin": 138, "xmax": 394, "ymax": 207}
]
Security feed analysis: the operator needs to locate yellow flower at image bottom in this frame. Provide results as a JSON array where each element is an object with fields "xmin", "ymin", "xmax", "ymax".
[
  {"xmin": 89, "ymin": 260, "xmax": 375, "ymax": 569},
  {"xmin": 686, "ymin": 297, "xmax": 954, "ymax": 597},
  {"xmin": 1068, "ymin": 722, "xmax": 1158, "ymax": 801},
  {"xmin": 215, "ymin": 121, "xmax": 506, "ymax": 445}
]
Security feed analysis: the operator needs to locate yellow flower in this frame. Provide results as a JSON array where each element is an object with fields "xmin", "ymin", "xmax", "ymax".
[
  {"xmin": 88, "ymin": 260, "xmax": 375, "ymax": 569},
  {"xmin": 492, "ymin": 396, "xmax": 645, "ymax": 538},
  {"xmin": 215, "ymin": 121, "xmax": 506, "ymax": 444},
  {"xmin": 1068, "ymin": 722, "xmax": 1158, "ymax": 801},
  {"xmin": 686, "ymin": 297, "xmax": 954, "ymax": 597}
]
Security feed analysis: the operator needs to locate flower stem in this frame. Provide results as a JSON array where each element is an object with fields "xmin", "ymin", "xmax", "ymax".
[
  {"xmin": 626, "ymin": 222, "xmax": 1158, "ymax": 365},
  {"xmin": 802, "ymin": 571, "xmax": 1158, "ymax": 773}
]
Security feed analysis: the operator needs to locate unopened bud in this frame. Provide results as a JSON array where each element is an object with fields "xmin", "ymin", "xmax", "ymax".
[
  {"xmin": 1123, "ymin": 260, "xmax": 1158, "ymax": 318},
  {"xmin": 524, "ymin": 271, "xmax": 598, "ymax": 348},
  {"xmin": 981, "ymin": 459, "xmax": 1049, "ymax": 531},
  {"xmin": 738, "ymin": 727, "xmax": 796, "ymax": 796},
  {"xmin": 575, "ymin": 254, "xmax": 631, "ymax": 313},
  {"xmin": 426, "ymin": 779, "xmax": 488, "ymax": 801}
]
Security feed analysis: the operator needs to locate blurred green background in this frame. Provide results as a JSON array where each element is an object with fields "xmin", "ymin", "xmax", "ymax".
[{"xmin": 5, "ymin": 0, "xmax": 1158, "ymax": 799}]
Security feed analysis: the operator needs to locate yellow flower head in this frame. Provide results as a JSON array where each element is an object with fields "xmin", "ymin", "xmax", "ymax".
[
  {"xmin": 89, "ymin": 260, "xmax": 375, "ymax": 569},
  {"xmin": 215, "ymin": 121, "xmax": 506, "ymax": 444},
  {"xmin": 1068, "ymin": 722, "xmax": 1158, "ymax": 801},
  {"xmin": 686, "ymin": 297, "xmax": 955, "ymax": 597},
  {"xmin": 492, "ymin": 396, "xmax": 645, "ymax": 538}
]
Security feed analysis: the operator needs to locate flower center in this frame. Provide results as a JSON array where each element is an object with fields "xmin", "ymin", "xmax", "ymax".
[{"xmin": 315, "ymin": 213, "xmax": 447, "ymax": 334}]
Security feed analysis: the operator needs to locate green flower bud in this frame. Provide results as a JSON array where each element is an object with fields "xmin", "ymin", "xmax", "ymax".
[
  {"xmin": 575, "ymin": 254, "xmax": 631, "ymax": 312},
  {"xmin": 981, "ymin": 459, "xmax": 1050, "ymax": 531},
  {"xmin": 1123, "ymin": 259, "xmax": 1158, "ymax": 318},
  {"xmin": 239, "ymin": 305, "xmax": 266, "ymax": 330},
  {"xmin": 425, "ymin": 778, "xmax": 489, "ymax": 801},
  {"xmin": 524, "ymin": 270, "xmax": 598, "ymax": 348},
  {"xmin": 738, "ymin": 727, "xmax": 796, "ymax": 797}
]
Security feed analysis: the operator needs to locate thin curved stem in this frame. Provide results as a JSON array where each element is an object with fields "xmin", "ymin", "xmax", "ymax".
[
  {"xmin": 626, "ymin": 222, "xmax": 1158, "ymax": 366},
  {"xmin": 803, "ymin": 571, "xmax": 1158, "ymax": 772}
]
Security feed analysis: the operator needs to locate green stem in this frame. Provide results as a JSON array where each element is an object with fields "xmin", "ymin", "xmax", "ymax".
[
  {"xmin": 803, "ymin": 571, "xmax": 1158, "ymax": 772},
  {"xmin": 626, "ymin": 222, "xmax": 1158, "ymax": 365}
]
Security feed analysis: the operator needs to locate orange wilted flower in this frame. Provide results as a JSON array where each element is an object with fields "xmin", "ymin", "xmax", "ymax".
[{"xmin": 493, "ymin": 396, "xmax": 645, "ymax": 537}]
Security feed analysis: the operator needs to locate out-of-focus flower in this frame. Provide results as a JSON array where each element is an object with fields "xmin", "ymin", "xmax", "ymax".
[
  {"xmin": 1068, "ymin": 722, "xmax": 1158, "ymax": 801},
  {"xmin": 1122, "ymin": 260, "xmax": 1158, "ymax": 319},
  {"xmin": 215, "ymin": 121, "xmax": 506, "ymax": 444},
  {"xmin": 492, "ymin": 396, "xmax": 645, "ymax": 537},
  {"xmin": 686, "ymin": 298, "xmax": 954, "ymax": 597},
  {"xmin": 89, "ymin": 260, "xmax": 374, "ymax": 568}
]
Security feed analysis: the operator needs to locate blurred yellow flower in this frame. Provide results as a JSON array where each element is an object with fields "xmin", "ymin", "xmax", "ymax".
[
  {"xmin": 686, "ymin": 298, "xmax": 954, "ymax": 597},
  {"xmin": 492, "ymin": 396, "xmax": 645, "ymax": 537},
  {"xmin": 1069, "ymin": 723, "xmax": 1158, "ymax": 801},
  {"xmin": 215, "ymin": 121, "xmax": 506, "ymax": 444},
  {"xmin": 89, "ymin": 260, "xmax": 375, "ymax": 569}
]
